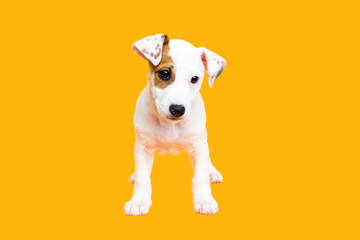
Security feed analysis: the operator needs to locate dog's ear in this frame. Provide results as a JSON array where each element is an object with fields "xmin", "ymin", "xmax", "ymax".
[
  {"xmin": 132, "ymin": 34, "xmax": 169, "ymax": 66},
  {"xmin": 198, "ymin": 47, "xmax": 227, "ymax": 88}
]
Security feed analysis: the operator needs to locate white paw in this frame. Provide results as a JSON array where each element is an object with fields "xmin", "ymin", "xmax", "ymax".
[
  {"xmin": 210, "ymin": 169, "xmax": 223, "ymax": 183},
  {"xmin": 193, "ymin": 195, "xmax": 219, "ymax": 215},
  {"xmin": 124, "ymin": 197, "xmax": 152, "ymax": 216},
  {"xmin": 129, "ymin": 173, "xmax": 135, "ymax": 184}
]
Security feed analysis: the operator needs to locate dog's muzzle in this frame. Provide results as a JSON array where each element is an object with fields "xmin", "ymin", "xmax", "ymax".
[{"xmin": 169, "ymin": 104, "xmax": 185, "ymax": 118}]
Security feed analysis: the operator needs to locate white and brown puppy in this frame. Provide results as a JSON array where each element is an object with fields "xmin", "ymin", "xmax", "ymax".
[{"xmin": 125, "ymin": 34, "xmax": 226, "ymax": 215}]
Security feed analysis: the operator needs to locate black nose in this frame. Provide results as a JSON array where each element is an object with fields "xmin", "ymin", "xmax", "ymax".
[{"xmin": 169, "ymin": 104, "xmax": 185, "ymax": 118}]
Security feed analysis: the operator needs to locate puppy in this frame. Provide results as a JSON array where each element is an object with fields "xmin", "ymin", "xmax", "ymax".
[{"xmin": 125, "ymin": 34, "xmax": 226, "ymax": 215}]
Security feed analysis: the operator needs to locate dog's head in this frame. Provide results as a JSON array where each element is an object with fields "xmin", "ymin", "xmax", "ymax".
[{"xmin": 133, "ymin": 34, "xmax": 226, "ymax": 121}]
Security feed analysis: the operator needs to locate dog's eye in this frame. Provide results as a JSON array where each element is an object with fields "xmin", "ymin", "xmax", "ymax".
[
  {"xmin": 158, "ymin": 70, "xmax": 171, "ymax": 81},
  {"xmin": 191, "ymin": 76, "xmax": 199, "ymax": 84}
]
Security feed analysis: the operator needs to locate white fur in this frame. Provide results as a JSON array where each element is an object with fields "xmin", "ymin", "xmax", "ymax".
[
  {"xmin": 125, "ymin": 34, "xmax": 226, "ymax": 216},
  {"xmin": 132, "ymin": 34, "xmax": 167, "ymax": 66}
]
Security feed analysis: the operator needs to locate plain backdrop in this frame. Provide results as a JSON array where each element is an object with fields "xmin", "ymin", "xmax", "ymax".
[{"xmin": 1, "ymin": 1, "xmax": 359, "ymax": 239}]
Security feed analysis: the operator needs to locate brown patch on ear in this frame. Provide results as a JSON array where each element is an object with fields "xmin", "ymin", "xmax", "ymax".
[
  {"xmin": 154, "ymin": 52, "xmax": 160, "ymax": 59},
  {"xmin": 149, "ymin": 40, "xmax": 176, "ymax": 89},
  {"xmin": 215, "ymin": 64, "xmax": 225, "ymax": 79},
  {"xmin": 162, "ymin": 35, "xmax": 169, "ymax": 45},
  {"xmin": 142, "ymin": 48, "xmax": 149, "ymax": 55}
]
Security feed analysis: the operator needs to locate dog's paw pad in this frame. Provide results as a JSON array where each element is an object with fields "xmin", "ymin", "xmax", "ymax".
[
  {"xmin": 210, "ymin": 170, "xmax": 223, "ymax": 183},
  {"xmin": 124, "ymin": 198, "xmax": 151, "ymax": 216},
  {"xmin": 194, "ymin": 197, "xmax": 219, "ymax": 215}
]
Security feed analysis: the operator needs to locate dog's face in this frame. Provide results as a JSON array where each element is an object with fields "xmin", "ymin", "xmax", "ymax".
[{"xmin": 133, "ymin": 34, "xmax": 226, "ymax": 121}]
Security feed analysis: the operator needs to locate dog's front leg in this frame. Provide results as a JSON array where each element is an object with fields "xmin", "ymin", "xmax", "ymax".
[
  {"xmin": 189, "ymin": 142, "xmax": 219, "ymax": 215},
  {"xmin": 124, "ymin": 141, "xmax": 154, "ymax": 216}
]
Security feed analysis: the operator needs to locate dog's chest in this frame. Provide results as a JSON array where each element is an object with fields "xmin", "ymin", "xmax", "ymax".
[{"xmin": 153, "ymin": 124, "xmax": 188, "ymax": 155}]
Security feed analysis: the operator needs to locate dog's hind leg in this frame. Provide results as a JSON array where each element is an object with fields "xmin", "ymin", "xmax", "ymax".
[
  {"xmin": 189, "ymin": 155, "xmax": 222, "ymax": 184},
  {"xmin": 129, "ymin": 173, "xmax": 135, "ymax": 184},
  {"xmin": 209, "ymin": 162, "xmax": 223, "ymax": 184}
]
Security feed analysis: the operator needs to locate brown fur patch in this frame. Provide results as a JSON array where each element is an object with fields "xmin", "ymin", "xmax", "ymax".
[
  {"xmin": 154, "ymin": 51, "xmax": 160, "ymax": 59},
  {"xmin": 149, "ymin": 37, "xmax": 176, "ymax": 89},
  {"xmin": 215, "ymin": 64, "xmax": 225, "ymax": 79}
]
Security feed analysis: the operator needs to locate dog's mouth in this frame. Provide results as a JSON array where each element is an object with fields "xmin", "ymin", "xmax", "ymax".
[{"xmin": 166, "ymin": 116, "xmax": 183, "ymax": 121}]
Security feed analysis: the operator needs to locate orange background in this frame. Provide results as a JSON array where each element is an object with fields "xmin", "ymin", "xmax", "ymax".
[{"xmin": 1, "ymin": 1, "xmax": 359, "ymax": 239}]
